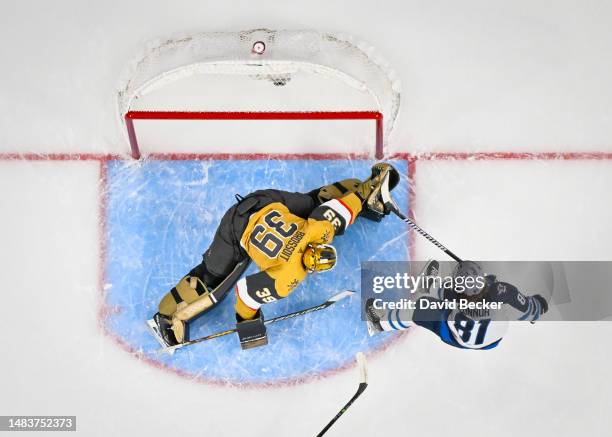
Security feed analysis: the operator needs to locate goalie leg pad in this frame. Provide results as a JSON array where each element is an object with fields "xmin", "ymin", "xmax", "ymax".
[
  {"xmin": 312, "ymin": 178, "xmax": 361, "ymax": 204},
  {"xmin": 158, "ymin": 275, "xmax": 211, "ymax": 317}
]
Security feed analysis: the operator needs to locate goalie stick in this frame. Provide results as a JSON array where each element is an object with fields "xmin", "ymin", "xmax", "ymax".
[
  {"xmin": 316, "ymin": 352, "xmax": 368, "ymax": 437},
  {"xmin": 380, "ymin": 172, "xmax": 463, "ymax": 262},
  {"xmin": 155, "ymin": 290, "xmax": 355, "ymax": 354}
]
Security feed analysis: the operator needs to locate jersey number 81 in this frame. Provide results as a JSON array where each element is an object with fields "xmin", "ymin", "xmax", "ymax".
[{"xmin": 451, "ymin": 313, "xmax": 491, "ymax": 347}]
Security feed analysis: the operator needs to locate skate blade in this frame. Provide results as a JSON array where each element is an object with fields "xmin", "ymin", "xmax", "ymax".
[
  {"xmin": 146, "ymin": 319, "xmax": 176, "ymax": 355},
  {"xmin": 366, "ymin": 320, "xmax": 380, "ymax": 337}
]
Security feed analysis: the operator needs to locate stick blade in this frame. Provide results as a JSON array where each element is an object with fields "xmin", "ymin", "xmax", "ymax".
[
  {"xmin": 328, "ymin": 290, "xmax": 355, "ymax": 302},
  {"xmin": 159, "ymin": 345, "xmax": 178, "ymax": 355},
  {"xmin": 356, "ymin": 352, "xmax": 368, "ymax": 384}
]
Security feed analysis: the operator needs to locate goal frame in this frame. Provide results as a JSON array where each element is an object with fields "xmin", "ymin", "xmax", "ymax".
[{"xmin": 125, "ymin": 110, "xmax": 384, "ymax": 160}]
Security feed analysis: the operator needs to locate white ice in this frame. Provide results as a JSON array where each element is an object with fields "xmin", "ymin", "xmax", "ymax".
[{"xmin": 1, "ymin": 1, "xmax": 611, "ymax": 436}]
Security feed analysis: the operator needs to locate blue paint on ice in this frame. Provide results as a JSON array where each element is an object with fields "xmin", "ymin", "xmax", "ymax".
[{"xmin": 105, "ymin": 158, "xmax": 410, "ymax": 384}]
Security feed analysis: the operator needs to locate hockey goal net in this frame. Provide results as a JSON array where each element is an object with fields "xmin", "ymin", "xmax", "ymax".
[{"xmin": 118, "ymin": 29, "xmax": 400, "ymax": 159}]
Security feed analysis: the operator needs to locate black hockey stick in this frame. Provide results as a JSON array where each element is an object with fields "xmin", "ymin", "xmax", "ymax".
[
  {"xmin": 160, "ymin": 290, "xmax": 355, "ymax": 354},
  {"xmin": 316, "ymin": 352, "xmax": 368, "ymax": 437},
  {"xmin": 380, "ymin": 173, "xmax": 463, "ymax": 262}
]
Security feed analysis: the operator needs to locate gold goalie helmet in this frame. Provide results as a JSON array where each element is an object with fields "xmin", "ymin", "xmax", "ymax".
[{"xmin": 303, "ymin": 244, "xmax": 337, "ymax": 273}]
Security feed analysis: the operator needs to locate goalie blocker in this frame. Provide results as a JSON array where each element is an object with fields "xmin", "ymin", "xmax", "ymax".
[{"xmin": 236, "ymin": 309, "xmax": 268, "ymax": 350}]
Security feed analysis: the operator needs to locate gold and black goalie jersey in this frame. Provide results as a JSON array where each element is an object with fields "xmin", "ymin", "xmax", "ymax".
[{"xmin": 235, "ymin": 192, "xmax": 362, "ymax": 319}]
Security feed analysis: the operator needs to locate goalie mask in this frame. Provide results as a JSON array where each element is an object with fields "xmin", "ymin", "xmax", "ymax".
[{"xmin": 303, "ymin": 244, "xmax": 337, "ymax": 273}]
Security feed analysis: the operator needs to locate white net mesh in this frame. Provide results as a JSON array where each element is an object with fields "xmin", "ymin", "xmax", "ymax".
[{"xmin": 117, "ymin": 29, "xmax": 401, "ymax": 155}]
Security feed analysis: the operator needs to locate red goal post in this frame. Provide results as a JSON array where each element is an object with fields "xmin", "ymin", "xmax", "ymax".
[{"xmin": 125, "ymin": 110, "xmax": 383, "ymax": 159}]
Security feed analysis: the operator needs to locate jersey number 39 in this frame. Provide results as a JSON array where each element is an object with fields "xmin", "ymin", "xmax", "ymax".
[{"xmin": 250, "ymin": 210, "xmax": 298, "ymax": 258}]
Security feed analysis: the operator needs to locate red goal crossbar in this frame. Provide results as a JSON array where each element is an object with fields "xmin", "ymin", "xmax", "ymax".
[{"xmin": 125, "ymin": 111, "xmax": 384, "ymax": 160}]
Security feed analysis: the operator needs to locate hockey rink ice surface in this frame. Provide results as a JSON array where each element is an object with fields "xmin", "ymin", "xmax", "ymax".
[
  {"xmin": 2, "ymin": 153, "xmax": 611, "ymax": 437},
  {"xmin": 3, "ymin": 1, "xmax": 612, "ymax": 435},
  {"xmin": 104, "ymin": 158, "xmax": 409, "ymax": 384}
]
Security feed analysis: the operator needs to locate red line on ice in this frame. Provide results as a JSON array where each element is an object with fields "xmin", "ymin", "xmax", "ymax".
[
  {"xmin": 412, "ymin": 151, "xmax": 612, "ymax": 161},
  {"xmin": 4, "ymin": 148, "xmax": 612, "ymax": 387}
]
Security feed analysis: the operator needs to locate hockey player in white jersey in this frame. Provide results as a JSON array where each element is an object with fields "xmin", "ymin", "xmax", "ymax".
[{"xmin": 365, "ymin": 260, "xmax": 549, "ymax": 350}]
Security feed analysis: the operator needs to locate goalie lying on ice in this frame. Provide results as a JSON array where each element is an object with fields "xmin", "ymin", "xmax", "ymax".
[{"xmin": 148, "ymin": 162, "xmax": 399, "ymax": 349}]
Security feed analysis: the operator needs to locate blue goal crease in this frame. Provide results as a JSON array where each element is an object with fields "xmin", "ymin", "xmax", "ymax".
[{"xmin": 104, "ymin": 158, "xmax": 410, "ymax": 384}]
